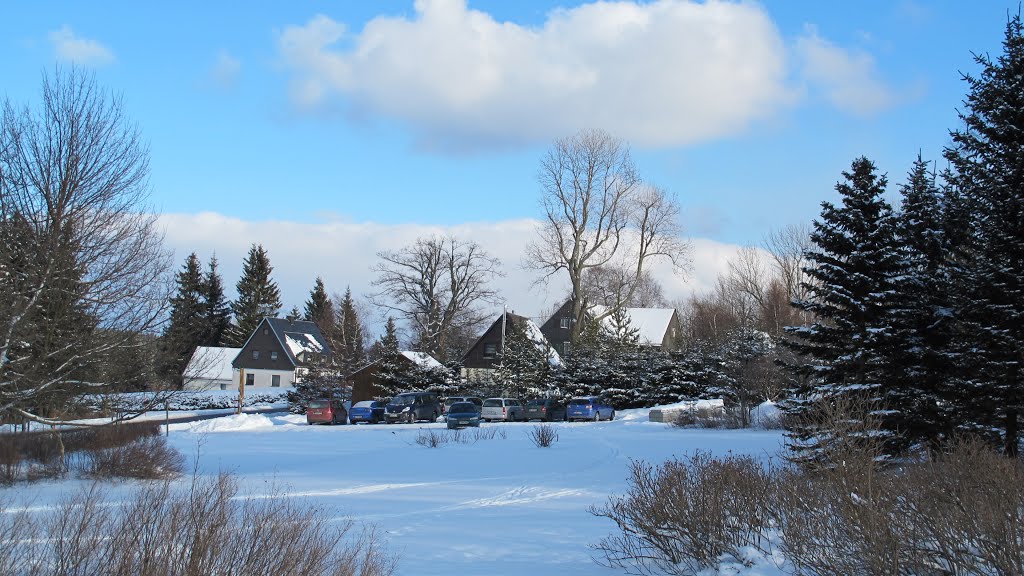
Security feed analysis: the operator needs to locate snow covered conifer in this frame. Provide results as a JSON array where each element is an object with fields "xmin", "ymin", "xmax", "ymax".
[{"xmin": 226, "ymin": 244, "xmax": 282, "ymax": 346}]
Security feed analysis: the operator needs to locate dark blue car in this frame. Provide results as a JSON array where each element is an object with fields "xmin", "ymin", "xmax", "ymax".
[
  {"xmin": 349, "ymin": 400, "xmax": 385, "ymax": 424},
  {"xmin": 567, "ymin": 396, "xmax": 615, "ymax": 422},
  {"xmin": 446, "ymin": 402, "xmax": 482, "ymax": 429}
]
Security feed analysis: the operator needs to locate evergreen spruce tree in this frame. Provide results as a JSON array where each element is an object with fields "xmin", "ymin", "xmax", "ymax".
[
  {"xmin": 944, "ymin": 14, "xmax": 1024, "ymax": 456},
  {"xmin": 304, "ymin": 277, "xmax": 334, "ymax": 329},
  {"xmin": 783, "ymin": 157, "xmax": 905, "ymax": 461},
  {"xmin": 372, "ymin": 317, "xmax": 406, "ymax": 399},
  {"xmin": 336, "ymin": 287, "xmax": 367, "ymax": 378},
  {"xmin": 159, "ymin": 253, "xmax": 206, "ymax": 380},
  {"xmin": 890, "ymin": 155, "xmax": 961, "ymax": 450},
  {"xmin": 199, "ymin": 255, "xmax": 231, "ymax": 347},
  {"xmin": 226, "ymin": 244, "xmax": 282, "ymax": 346},
  {"xmin": 492, "ymin": 316, "xmax": 553, "ymax": 399}
]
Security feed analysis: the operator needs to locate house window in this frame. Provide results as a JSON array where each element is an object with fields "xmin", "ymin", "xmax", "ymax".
[
  {"xmin": 559, "ymin": 317, "xmax": 570, "ymax": 329},
  {"xmin": 483, "ymin": 342, "xmax": 497, "ymax": 359},
  {"xmin": 252, "ymin": 350, "xmax": 260, "ymax": 360},
  {"xmin": 220, "ymin": 382, "xmax": 227, "ymax": 390},
  {"xmin": 270, "ymin": 351, "xmax": 278, "ymax": 361},
  {"xmin": 245, "ymin": 373, "xmax": 254, "ymax": 386},
  {"xmin": 272, "ymin": 375, "xmax": 281, "ymax": 387},
  {"xmin": 563, "ymin": 341, "xmax": 571, "ymax": 355}
]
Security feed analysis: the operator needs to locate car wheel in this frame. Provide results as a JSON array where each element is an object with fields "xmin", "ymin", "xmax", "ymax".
[
  {"xmin": 593, "ymin": 412, "xmax": 600, "ymax": 422},
  {"xmin": 433, "ymin": 410, "xmax": 439, "ymax": 422},
  {"xmin": 609, "ymin": 410, "xmax": 615, "ymax": 421},
  {"xmin": 407, "ymin": 412, "xmax": 415, "ymax": 424}
]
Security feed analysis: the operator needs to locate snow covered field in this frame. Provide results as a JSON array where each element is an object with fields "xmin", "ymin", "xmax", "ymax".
[{"xmin": 7, "ymin": 405, "xmax": 786, "ymax": 575}]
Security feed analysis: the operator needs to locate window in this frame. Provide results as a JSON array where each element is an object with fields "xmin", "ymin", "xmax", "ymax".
[
  {"xmin": 270, "ymin": 351, "xmax": 278, "ymax": 361},
  {"xmin": 562, "ymin": 341, "xmax": 571, "ymax": 355},
  {"xmin": 559, "ymin": 317, "xmax": 570, "ymax": 329},
  {"xmin": 263, "ymin": 328, "xmax": 268, "ymax": 335},
  {"xmin": 219, "ymin": 382, "xmax": 227, "ymax": 390},
  {"xmin": 483, "ymin": 342, "xmax": 497, "ymax": 359},
  {"xmin": 252, "ymin": 350, "xmax": 260, "ymax": 360},
  {"xmin": 272, "ymin": 375, "xmax": 281, "ymax": 387},
  {"xmin": 245, "ymin": 373, "xmax": 254, "ymax": 386}
]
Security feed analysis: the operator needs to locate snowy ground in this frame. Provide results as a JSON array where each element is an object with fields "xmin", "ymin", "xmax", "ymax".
[{"xmin": 6, "ymin": 404, "xmax": 787, "ymax": 575}]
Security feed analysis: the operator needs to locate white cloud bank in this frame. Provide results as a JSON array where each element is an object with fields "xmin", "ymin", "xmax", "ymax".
[
  {"xmin": 48, "ymin": 26, "xmax": 115, "ymax": 67},
  {"xmin": 159, "ymin": 212, "xmax": 745, "ymax": 329},
  {"xmin": 276, "ymin": 0, "xmax": 795, "ymax": 150},
  {"xmin": 795, "ymin": 26, "xmax": 895, "ymax": 116}
]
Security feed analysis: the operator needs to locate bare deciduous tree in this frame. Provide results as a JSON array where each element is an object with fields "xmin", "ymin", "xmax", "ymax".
[
  {"xmin": 581, "ymin": 265, "xmax": 667, "ymax": 308},
  {"xmin": 526, "ymin": 129, "xmax": 688, "ymax": 342},
  {"xmin": 0, "ymin": 68, "xmax": 173, "ymax": 426},
  {"xmin": 370, "ymin": 235, "xmax": 502, "ymax": 362}
]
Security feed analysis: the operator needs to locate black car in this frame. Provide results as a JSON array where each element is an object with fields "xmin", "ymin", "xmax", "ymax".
[
  {"xmin": 385, "ymin": 392, "xmax": 442, "ymax": 424},
  {"xmin": 524, "ymin": 398, "xmax": 568, "ymax": 422}
]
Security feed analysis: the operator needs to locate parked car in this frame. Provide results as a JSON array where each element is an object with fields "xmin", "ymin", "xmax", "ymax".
[
  {"xmin": 481, "ymin": 398, "xmax": 524, "ymax": 422},
  {"xmin": 567, "ymin": 396, "xmax": 615, "ymax": 422},
  {"xmin": 306, "ymin": 399, "xmax": 348, "ymax": 425},
  {"xmin": 445, "ymin": 402, "xmax": 482, "ymax": 429},
  {"xmin": 443, "ymin": 396, "xmax": 483, "ymax": 415},
  {"xmin": 524, "ymin": 398, "xmax": 567, "ymax": 422},
  {"xmin": 385, "ymin": 392, "xmax": 442, "ymax": 424},
  {"xmin": 349, "ymin": 400, "xmax": 385, "ymax": 424}
]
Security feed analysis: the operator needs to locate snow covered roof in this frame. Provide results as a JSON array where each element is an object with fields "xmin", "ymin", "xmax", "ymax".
[
  {"xmin": 591, "ymin": 305, "xmax": 677, "ymax": 346},
  {"xmin": 522, "ymin": 318, "xmax": 562, "ymax": 366},
  {"xmin": 284, "ymin": 331, "xmax": 325, "ymax": 358},
  {"xmin": 184, "ymin": 346, "xmax": 241, "ymax": 382},
  {"xmin": 400, "ymin": 351, "xmax": 444, "ymax": 370}
]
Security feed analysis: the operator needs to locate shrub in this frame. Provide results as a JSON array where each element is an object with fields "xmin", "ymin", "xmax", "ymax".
[
  {"xmin": 85, "ymin": 435, "xmax": 184, "ymax": 480},
  {"xmin": 671, "ymin": 405, "xmax": 743, "ymax": 429},
  {"xmin": 528, "ymin": 424, "xmax": 559, "ymax": 448},
  {"xmin": 591, "ymin": 451, "xmax": 775, "ymax": 575},
  {"xmin": 1, "ymin": 471, "xmax": 396, "ymax": 575}
]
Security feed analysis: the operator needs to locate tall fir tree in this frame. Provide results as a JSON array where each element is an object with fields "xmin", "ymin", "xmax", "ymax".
[
  {"xmin": 890, "ymin": 155, "xmax": 961, "ymax": 450},
  {"xmin": 944, "ymin": 13, "xmax": 1024, "ymax": 456},
  {"xmin": 783, "ymin": 157, "xmax": 905, "ymax": 461},
  {"xmin": 336, "ymin": 287, "xmax": 366, "ymax": 378},
  {"xmin": 372, "ymin": 317, "xmax": 405, "ymax": 399},
  {"xmin": 303, "ymin": 277, "xmax": 334, "ymax": 328},
  {"xmin": 199, "ymin": 255, "xmax": 231, "ymax": 347},
  {"xmin": 226, "ymin": 244, "xmax": 282, "ymax": 346},
  {"xmin": 492, "ymin": 315, "xmax": 554, "ymax": 399},
  {"xmin": 160, "ymin": 253, "xmax": 206, "ymax": 379}
]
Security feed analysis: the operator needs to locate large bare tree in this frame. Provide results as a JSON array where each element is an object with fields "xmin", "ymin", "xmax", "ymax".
[
  {"xmin": 370, "ymin": 235, "xmax": 502, "ymax": 362},
  {"xmin": 526, "ymin": 129, "xmax": 688, "ymax": 342},
  {"xmin": 0, "ymin": 68, "xmax": 172, "ymax": 426}
]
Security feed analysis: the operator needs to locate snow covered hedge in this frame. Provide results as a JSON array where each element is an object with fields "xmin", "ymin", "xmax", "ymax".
[{"xmin": 83, "ymin": 389, "xmax": 291, "ymax": 413}]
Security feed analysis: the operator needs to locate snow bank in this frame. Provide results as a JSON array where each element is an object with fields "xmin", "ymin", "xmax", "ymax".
[{"xmin": 187, "ymin": 413, "xmax": 277, "ymax": 433}]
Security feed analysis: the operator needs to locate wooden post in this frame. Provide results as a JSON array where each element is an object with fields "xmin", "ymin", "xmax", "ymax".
[{"xmin": 238, "ymin": 368, "xmax": 245, "ymax": 415}]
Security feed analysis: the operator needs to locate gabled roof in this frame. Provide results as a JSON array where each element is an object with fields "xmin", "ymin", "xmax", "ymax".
[
  {"xmin": 591, "ymin": 305, "xmax": 677, "ymax": 346},
  {"xmin": 462, "ymin": 310, "xmax": 562, "ymax": 367},
  {"xmin": 400, "ymin": 350, "xmax": 444, "ymax": 370},
  {"xmin": 234, "ymin": 317, "xmax": 332, "ymax": 368},
  {"xmin": 183, "ymin": 346, "xmax": 240, "ymax": 381}
]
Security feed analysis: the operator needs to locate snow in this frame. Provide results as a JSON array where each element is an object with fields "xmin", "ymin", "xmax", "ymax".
[
  {"xmin": 591, "ymin": 306, "xmax": 677, "ymax": 346},
  {"xmin": 7, "ymin": 402, "xmax": 786, "ymax": 576},
  {"xmin": 522, "ymin": 318, "xmax": 563, "ymax": 366},
  {"xmin": 183, "ymin": 346, "xmax": 240, "ymax": 381},
  {"xmin": 400, "ymin": 350, "xmax": 444, "ymax": 370},
  {"xmin": 284, "ymin": 331, "xmax": 324, "ymax": 358}
]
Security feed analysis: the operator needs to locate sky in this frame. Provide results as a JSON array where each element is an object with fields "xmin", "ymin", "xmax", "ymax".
[{"xmin": 0, "ymin": 0, "xmax": 1014, "ymax": 329}]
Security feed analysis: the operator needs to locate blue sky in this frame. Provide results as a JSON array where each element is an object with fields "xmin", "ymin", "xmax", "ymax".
[{"xmin": 0, "ymin": 1, "xmax": 1014, "ymax": 321}]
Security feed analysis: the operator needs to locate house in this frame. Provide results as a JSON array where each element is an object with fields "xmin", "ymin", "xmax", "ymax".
[
  {"xmin": 349, "ymin": 351, "xmax": 445, "ymax": 403},
  {"xmin": 461, "ymin": 310, "xmax": 561, "ymax": 383},
  {"xmin": 182, "ymin": 346, "xmax": 241, "ymax": 390},
  {"xmin": 231, "ymin": 317, "xmax": 332, "ymax": 389},
  {"xmin": 540, "ymin": 299, "xmax": 681, "ymax": 353}
]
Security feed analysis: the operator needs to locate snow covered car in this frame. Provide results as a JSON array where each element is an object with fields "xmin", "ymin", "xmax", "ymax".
[
  {"xmin": 349, "ymin": 400, "xmax": 385, "ymax": 424},
  {"xmin": 385, "ymin": 392, "xmax": 442, "ymax": 424},
  {"xmin": 445, "ymin": 402, "xmax": 482, "ymax": 429},
  {"xmin": 480, "ymin": 398, "xmax": 524, "ymax": 422},
  {"xmin": 567, "ymin": 396, "xmax": 614, "ymax": 422},
  {"xmin": 306, "ymin": 399, "xmax": 348, "ymax": 425}
]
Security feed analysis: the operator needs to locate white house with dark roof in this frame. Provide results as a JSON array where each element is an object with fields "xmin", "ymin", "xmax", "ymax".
[
  {"xmin": 182, "ymin": 346, "xmax": 241, "ymax": 390},
  {"xmin": 230, "ymin": 317, "xmax": 332, "ymax": 389}
]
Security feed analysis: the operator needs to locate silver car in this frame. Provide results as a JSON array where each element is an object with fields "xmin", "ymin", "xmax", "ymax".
[{"xmin": 480, "ymin": 397, "xmax": 524, "ymax": 422}]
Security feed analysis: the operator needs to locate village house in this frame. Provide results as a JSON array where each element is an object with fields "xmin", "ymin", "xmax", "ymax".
[{"xmin": 230, "ymin": 317, "xmax": 332, "ymax": 389}]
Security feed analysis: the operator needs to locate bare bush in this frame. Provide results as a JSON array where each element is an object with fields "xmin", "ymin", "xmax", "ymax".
[
  {"xmin": 2, "ymin": 471, "xmax": 395, "ymax": 575},
  {"xmin": 528, "ymin": 424, "xmax": 559, "ymax": 448},
  {"xmin": 670, "ymin": 405, "xmax": 743, "ymax": 429},
  {"xmin": 414, "ymin": 429, "xmax": 451, "ymax": 448},
  {"xmin": 591, "ymin": 452, "xmax": 775, "ymax": 575},
  {"xmin": 84, "ymin": 435, "xmax": 184, "ymax": 480},
  {"xmin": 414, "ymin": 427, "xmax": 507, "ymax": 448}
]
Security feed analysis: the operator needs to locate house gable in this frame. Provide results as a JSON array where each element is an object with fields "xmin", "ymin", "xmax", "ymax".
[
  {"xmin": 539, "ymin": 299, "xmax": 575, "ymax": 357},
  {"xmin": 232, "ymin": 318, "xmax": 296, "ymax": 371}
]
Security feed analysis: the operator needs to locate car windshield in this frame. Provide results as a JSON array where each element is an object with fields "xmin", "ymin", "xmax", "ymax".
[
  {"xmin": 448, "ymin": 403, "xmax": 476, "ymax": 412},
  {"xmin": 390, "ymin": 395, "xmax": 416, "ymax": 406},
  {"xmin": 353, "ymin": 401, "xmax": 375, "ymax": 408},
  {"xmin": 569, "ymin": 398, "xmax": 593, "ymax": 405},
  {"xmin": 308, "ymin": 401, "xmax": 327, "ymax": 408},
  {"xmin": 482, "ymin": 399, "xmax": 502, "ymax": 407},
  {"xmin": 527, "ymin": 399, "xmax": 545, "ymax": 406}
]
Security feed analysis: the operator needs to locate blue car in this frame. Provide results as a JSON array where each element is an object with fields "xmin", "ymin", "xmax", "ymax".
[
  {"xmin": 349, "ymin": 400, "xmax": 385, "ymax": 424},
  {"xmin": 446, "ymin": 402, "xmax": 482, "ymax": 429},
  {"xmin": 567, "ymin": 396, "xmax": 615, "ymax": 422}
]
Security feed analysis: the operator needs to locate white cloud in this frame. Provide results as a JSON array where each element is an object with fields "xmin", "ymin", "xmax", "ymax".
[
  {"xmin": 48, "ymin": 26, "xmax": 115, "ymax": 67},
  {"xmin": 276, "ymin": 0, "xmax": 795, "ymax": 150},
  {"xmin": 208, "ymin": 50, "xmax": 241, "ymax": 90},
  {"xmin": 159, "ymin": 212, "xmax": 744, "ymax": 330},
  {"xmin": 795, "ymin": 26, "xmax": 895, "ymax": 116}
]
